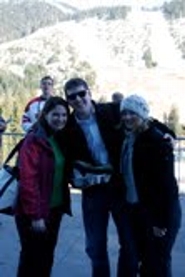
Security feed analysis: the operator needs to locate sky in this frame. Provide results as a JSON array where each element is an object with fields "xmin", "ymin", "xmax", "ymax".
[
  {"xmin": 0, "ymin": 0, "xmax": 171, "ymax": 8},
  {"xmin": 47, "ymin": 0, "xmax": 171, "ymax": 10}
]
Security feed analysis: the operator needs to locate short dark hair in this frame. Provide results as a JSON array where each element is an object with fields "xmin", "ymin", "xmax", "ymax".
[
  {"xmin": 41, "ymin": 75, "xmax": 54, "ymax": 85},
  {"xmin": 64, "ymin": 78, "xmax": 89, "ymax": 95},
  {"xmin": 112, "ymin": 92, "xmax": 124, "ymax": 103}
]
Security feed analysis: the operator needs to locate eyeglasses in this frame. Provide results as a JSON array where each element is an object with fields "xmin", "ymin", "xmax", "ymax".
[{"xmin": 67, "ymin": 90, "xmax": 87, "ymax": 101}]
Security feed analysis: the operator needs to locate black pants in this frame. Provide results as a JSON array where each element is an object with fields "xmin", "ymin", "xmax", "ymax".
[
  {"xmin": 126, "ymin": 200, "xmax": 182, "ymax": 277},
  {"xmin": 15, "ymin": 208, "xmax": 63, "ymax": 277}
]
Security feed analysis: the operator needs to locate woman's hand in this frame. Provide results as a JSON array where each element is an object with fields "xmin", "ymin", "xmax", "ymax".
[
  {"xmin": 163, "ymin": 133, "xmax": 175, "ymax": 148},
  {"xmin": 153, "ymin": 226, "xmax": 167, "ymax": 237},
  {"xmin": 31, "ymin": 219, "xmax": 47, "ymax": 233}
]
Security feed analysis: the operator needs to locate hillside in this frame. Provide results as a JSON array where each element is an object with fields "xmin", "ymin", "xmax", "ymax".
[
  {"xmin": 0, "ymin": 1, "xmax": 185, "ymax": 126},
  {"xmin": 0, "ymin": 0, "xmax": 75, "ymax": 43},
  {"xmin": 0, "ymin": 0, "xmax": 129, "ymax": 43}
]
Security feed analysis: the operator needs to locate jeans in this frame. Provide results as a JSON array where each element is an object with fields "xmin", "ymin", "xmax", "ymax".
[
  {"xmin": 15, "ymin": 208, "xmax": 63, "ymax": 277},
  {"xmin": 82, "ymin": 185, "xmax": 138, "ymax": 277}
]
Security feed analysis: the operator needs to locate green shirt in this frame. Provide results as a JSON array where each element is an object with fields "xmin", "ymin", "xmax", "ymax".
[{"xmin": 48, "ymin": 136, "xmax": 65, "ymax": 208}]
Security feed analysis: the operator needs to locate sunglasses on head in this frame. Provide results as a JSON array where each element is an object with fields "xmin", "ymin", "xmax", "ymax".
[{"xmin": 67, "ymin": 90, "xmax": 87, "ymax": 101}]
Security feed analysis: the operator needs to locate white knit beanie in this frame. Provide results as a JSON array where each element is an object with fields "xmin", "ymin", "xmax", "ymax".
[{"xmin": 120, "ymin": 94, "xmax": 149, "ymax": 119}]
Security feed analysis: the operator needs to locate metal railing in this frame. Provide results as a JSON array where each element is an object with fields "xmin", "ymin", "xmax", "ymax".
[
  {"xmin": 0, "ymin": 133, "xmax": 185, "ymax": 185},
  {"xmin": 174, "ymin": 137, "xmax": 185, "ymax": 185},
  {"xmin": 0, "ymin": 132, "xmax": 24, "ymax": 165}
]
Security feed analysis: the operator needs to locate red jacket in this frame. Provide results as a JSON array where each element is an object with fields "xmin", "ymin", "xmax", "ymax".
[
  {"xmin": 21, "ymin": 96, "xmax": 47, "ymax": 132},
  {"xmin": 16, "ymin": 125, "xmax": 71, "ymax": 220}
]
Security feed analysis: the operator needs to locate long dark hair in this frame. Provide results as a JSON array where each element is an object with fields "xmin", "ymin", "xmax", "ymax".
[{"xmin": 38, "ymin": 96, "xmax": 70, "ymax": 134}]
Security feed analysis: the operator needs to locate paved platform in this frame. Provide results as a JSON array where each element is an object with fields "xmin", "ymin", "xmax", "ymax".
[{"xmin": 0, "ymin": 190, "xmax": 185, "ymax": 277}]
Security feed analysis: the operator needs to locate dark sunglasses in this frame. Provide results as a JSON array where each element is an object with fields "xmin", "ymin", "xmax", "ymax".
[{"xmin": 67, "ymin": 90, "xmax": 87, "ymax": 101}]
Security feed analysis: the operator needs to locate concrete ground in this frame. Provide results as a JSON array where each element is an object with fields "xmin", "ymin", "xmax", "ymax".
[{"xmin": 0, "ymin": 189, "xmax": 185, "ymax": 277}]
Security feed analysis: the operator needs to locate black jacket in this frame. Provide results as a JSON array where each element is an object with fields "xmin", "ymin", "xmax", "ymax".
[
  {"xmin": 67, "ymin": 102, "xmax": 123, "ymax": 191},
  {"xmin": 67, "ymin": 102, "xmax": 120, "ymax": 168},
  {"xmin": 129, "ymin": 126, "xmax": 179, "ymax": 228}
]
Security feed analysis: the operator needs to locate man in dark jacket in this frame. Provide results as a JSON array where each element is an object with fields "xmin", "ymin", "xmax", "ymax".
[{"xmin": 64, "ymin": 78, "xmax": 135, "ymax": 277}]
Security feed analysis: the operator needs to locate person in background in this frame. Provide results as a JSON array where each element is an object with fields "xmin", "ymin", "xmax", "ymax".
[
  {"xmin": 64, "ymin": 77, "xmax": 135, "ymax": 277},
  {"xmin": 119, "ymin": 94, "xmax": 181, "ymax": 277},
  {"xmin": 0, "ymin": 115, "xmax": 7, "ymax": 224},
  {"xmin": 21, "ymin": 75, "xmax": 54, "ymax": 132},
  {"xmin": 15, "ymin": 96, "xmax": 71, "ymax": 277},
  {"xmin": 111, "ymin": 92, "xmax": 124, "ymax": 103},
  {"xmin": 0, "ymin": 115, "xmax": 7, "ymax": 148},
  {"xmin": 0, "ymin": 116, "xmax": 7, "ymax": 134}
]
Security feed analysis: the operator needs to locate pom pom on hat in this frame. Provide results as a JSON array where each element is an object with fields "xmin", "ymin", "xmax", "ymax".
[{"xmin": 120, "ymin": 94, "xmax": 149, "ymax": 119}]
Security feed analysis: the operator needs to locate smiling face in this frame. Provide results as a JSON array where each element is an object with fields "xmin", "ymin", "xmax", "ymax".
[
  {"xmin": 45, "ymin": 105, "xmax": 68, "ymax": 131},
  {"xmin": 121, "ymin": 110, "xmax": 144, "ymax": 132},
  {"xmin": 66, "ymin": 85, "xmax": 93, "ymax": 118}
]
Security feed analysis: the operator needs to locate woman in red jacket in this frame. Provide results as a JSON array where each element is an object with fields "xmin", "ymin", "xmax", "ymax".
[{"xmin": 15, "ymin": 96, "xmax": 71, "ymax": 277}]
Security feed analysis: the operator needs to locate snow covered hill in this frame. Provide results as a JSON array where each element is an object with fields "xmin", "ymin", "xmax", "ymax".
[{"xmin": 0, "ymin": 5, "xmax": 185, "ymax": 122}]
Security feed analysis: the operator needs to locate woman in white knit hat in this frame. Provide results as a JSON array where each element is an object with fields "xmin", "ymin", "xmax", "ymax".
[{"xmin": 119, "ymin": 94, "xmax": 181, "ymax": 277}]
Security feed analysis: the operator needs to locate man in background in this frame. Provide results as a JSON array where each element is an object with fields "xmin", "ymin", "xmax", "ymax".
[
  {"xmin": 111, "ymin": 91, "xmax": 124, "ymax": 103},
  {"xmin": 0, "ymin": 116, "xmax": 7, "ymax": 136},
  {"xmin": 21, "ymin": 75, "xmax": 54, "ymax": 132},
  {"xmin": 0, "ymin": 115, "xmax": 7, "ymax": 164},
  {"xmin": 0, "ymin": 115, "xmax": 7, "ymax": 225}
]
